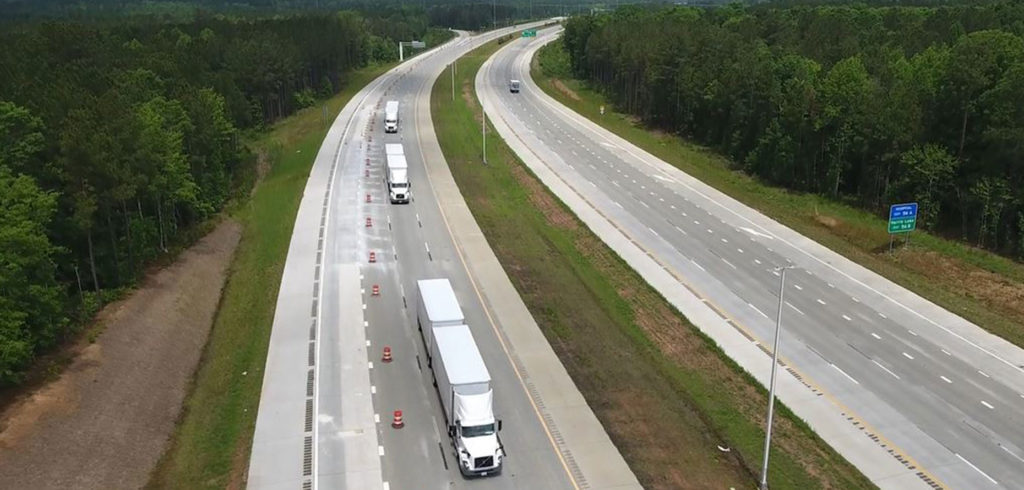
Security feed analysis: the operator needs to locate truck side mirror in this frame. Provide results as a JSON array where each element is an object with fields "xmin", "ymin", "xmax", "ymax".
[
  {"xmin": 497, "ymin": 420, "xmax": 503, "ymax": 431},
  {"xmin": 448, "ymin": 425, "xmax": 456, "ymax": 438}
]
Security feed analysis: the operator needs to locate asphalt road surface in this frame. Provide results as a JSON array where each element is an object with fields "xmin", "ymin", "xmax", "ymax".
[{"xmin": 479, "ymin": 28, "xmax": 1024, "ymax": 490}]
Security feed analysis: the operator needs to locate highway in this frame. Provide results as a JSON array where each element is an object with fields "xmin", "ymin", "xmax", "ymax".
[
  {"xmin": 249, "ymin": 25, "xmax": 638, "ymax": 490},
  {"xmin": 479, "ymin": 27, "xmax": 1024, "ymax": 490}
]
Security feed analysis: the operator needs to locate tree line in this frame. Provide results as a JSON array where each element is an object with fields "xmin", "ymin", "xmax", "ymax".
[
  {"xmin": 562, "ymin": 1, "xmax": 1024, "ymax": 258},
  {"xmin": 0, "ymin": 10, "xmax": 446, "ymax": 385}
]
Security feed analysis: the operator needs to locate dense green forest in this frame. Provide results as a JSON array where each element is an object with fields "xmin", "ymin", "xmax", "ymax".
[
  {"xmin": 562, "ymin": 1, "xmax": 1024, "ymax": 257},
  {"xmin": 1, "ymin": 0, "xmax": 566, "ymax": 27},
  {"xmin": 0, "ymin": 10, "xmax": 448, "ymax": 385}
]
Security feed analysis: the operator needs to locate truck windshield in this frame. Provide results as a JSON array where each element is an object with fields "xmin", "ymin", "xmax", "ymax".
[
  {"xmin": 461, "ymin": 423, "xmax": 494, "ymax": 438},
  {"xmin": 391, "ymin": 182, "xmax": 408, "ymax": 188}
]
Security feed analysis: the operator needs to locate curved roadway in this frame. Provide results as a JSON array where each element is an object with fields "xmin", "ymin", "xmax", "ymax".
[
  {"xmin": 479, "ymin": 27, "xmax": 1024, "ymax": 490},
  {"xmin": 249, "ymin": 25, "xmax": 639, "ymax": 490}
]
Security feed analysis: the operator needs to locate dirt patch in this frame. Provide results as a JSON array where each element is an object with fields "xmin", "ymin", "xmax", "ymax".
[
  {"xmin": 251, "ymin": 149, "xmax": 271, "ymax": 197},
  {"xmin": 902, "ymin": 249, "xmax": 1024, "ymax": 318},
  {"xmin": 509, "ymin": 163, "xmax": 579, "ymax": 231},
  {"xmin": 552, "ymin": 79, "xmax": 581, "ymax": 101},
  {"xmin": 462, "ymin": 81, "xmax": 479, "ymax": 115},
  {"xmin": 0, "ymin": 220, "xmax": 242, "ymax": 490},
  {"xmin": 814, "ymin": 212, "xmax": 841, "ymax": 229}
]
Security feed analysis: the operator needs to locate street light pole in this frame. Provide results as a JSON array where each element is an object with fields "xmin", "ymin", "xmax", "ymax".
[{"xmin": 760, "ymin": 266, "xmax": 790, "ymax": 490}]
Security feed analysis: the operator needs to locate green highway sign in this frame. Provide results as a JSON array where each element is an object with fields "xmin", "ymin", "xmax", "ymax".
[
  {"xmin": 522, "ymin": 29, "xmax": 537, "ymax": 37},
  {"xmin": 888, "ymin": 203, "xmax": 918, "ymax": 234}
]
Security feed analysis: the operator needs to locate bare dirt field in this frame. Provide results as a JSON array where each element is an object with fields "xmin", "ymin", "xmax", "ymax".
[{"xmin": 0, "ymin": 220, "xmax": 241, "ymax": 489}]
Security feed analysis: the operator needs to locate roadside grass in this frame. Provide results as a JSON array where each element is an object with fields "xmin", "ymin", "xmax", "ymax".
[
  {"xmin": 534, "ymin": 40, "xmax": 1024, "ymax": 349},
  {"xmin": 147, "ymin": 62, "xmax": 395, "ymax": 489},
  {"xmin": 433, "ymin": 38, "xmax": 874, "ymax": 489}
]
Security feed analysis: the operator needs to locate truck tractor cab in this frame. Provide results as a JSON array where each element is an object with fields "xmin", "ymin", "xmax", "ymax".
[{"xmin": 508, "ymin": 79, "xmax": 521, "ymax": 93}]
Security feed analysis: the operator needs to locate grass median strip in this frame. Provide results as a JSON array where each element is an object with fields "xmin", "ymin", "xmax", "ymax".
[
  {"xmin": 433, "ymin": 37, "xmax": 873, "ymax": 490},
  {"xmin": 533, "ymin": 40, "xmax": 1024, "ymax": 350},
  {"xmin": 147, "ymin": 62, "xmax": 395, "ymax": 489}
]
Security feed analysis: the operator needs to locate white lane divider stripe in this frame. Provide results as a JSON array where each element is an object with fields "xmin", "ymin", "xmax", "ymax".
[
  {"xmin": 902, "ymin": 352, "xmax": 915, "ymax": 360},
  {"xmin": 871, "ymin": 333, "xmax": 882, "ymax": 340},
  {"xmin": 817, "ymin": 299, "xmax": 826, "ymax": 305},
  {"xmin": 749, "ymin": 303, "xmax": 770, "ymax": 320},
  {"xmin": 842, "ymin": 314, "xmax": 852, "ymax": 321},
  {"xmin": 793, "ymin": 284, "xmax": 803, "ymax": 290},
  {"xmin": 978, "ymin": 370, "xmax": 990, "ymax": 378},
  {"xmin": 981, "ymin": 400, "xmax": 994, "ymax": 410},
  {"xmin": 785, "ymin": 301, "xmax": 805, "ymax": 316},
  {"xmin": 940, "ymin": 375, "xmax": 952, "ymax": 383},
  {"xmin": 872, "ymin": 360, "xmax": 900, "ymax": 380},
  {"xmin": 831, "ymin": 364, "xmax": 860, "ymax": 384},
  {"xmin": 956, "ymin": 453, "xmax": 998, "ymax": 485}
]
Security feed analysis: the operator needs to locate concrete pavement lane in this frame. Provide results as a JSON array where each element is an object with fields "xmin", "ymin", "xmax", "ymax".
[
  {"xmin": 479, "ymin": 28, "xmax": 1024, "ymax": 489},
  {"xmin": 251, "ymin": 23, "xmax": 639, "ymax": 490}
]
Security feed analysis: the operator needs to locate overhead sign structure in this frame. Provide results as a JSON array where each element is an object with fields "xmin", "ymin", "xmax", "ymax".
[
  {"xmin": 410, "ymin": 40, "xmax": 425, "ymax": 49},
  {"xmin": 888, "ymin": 203, "xmax": 918, "ymax": 234},
  {"xmin": 522, "ymin": 29, "xmax": 536, "ymax": 37}
]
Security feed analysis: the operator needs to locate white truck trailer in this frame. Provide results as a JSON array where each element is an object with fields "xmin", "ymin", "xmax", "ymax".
[
  {"xmin": 385, "ymin": 153, "xmax": 410, "ymax": 204},
  {"xmin": 385, "ymin": 143, "xmax": 404, "ymax": 157},
  {"xmin": 430, "ymin": 324, "xmax": 504, "ymax": 476},
  {"xmin": 416, "ymin": 278, "xmax": 464, "ymax": 363},
  {"xmin": 384, "ymin": 100, "xmax": 399, "ymax": 133}
]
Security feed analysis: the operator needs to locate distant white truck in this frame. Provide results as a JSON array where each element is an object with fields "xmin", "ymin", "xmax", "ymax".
[
  {"xmin": 384, "ymin": 100, "xmax": 399, "ymax": 133},
  {"xmin": 508, "ymin": 79, "xmax": 520, "ymax": 93},
  {"xmin": 416, "ymin": 278, "xmax": 465, "ymax": 363},
  {"xmin": 385, "ymin": 152, "xmax": 410, "ymax": 204},
  {"xmin": 430, "ymin": 324, "xmax": 504, "ymax": 476}
]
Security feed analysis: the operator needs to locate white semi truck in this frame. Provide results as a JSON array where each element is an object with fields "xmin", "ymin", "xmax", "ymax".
[
  {"xmin": 385, "ymin": 152, "xmax": 410, "ymax": 204},
  {"xmin": 416, "ymin": 278, "xmax": 465, "ymax": 364},
  {"xmin": 430, "ymin": 324, "xmax": 504, "ymax": 477},
  {"xmin": 384, "ymin": 100, "xmax": 399, "ymax": 133},
  {"xmin": 385, "ymin": 143, "xmax": 404, "ymax": 157}
]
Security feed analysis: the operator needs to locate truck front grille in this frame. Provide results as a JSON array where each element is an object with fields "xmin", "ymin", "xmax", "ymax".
[{"xmin": 474, "ymin": 456, "xmax": 494, "ymax": 469}]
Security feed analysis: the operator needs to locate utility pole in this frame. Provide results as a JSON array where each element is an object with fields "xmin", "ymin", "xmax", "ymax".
[{"xmin": 760, "ymin": 266, "xmax": 791, "ymax": 490}]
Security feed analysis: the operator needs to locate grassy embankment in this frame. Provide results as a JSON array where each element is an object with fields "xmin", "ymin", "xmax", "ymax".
[
  {"xmin": 534, "ymin": 40, "xmax": 1024, "ymax": 350},
  {"xmin": 147, "ymin": 62, "xmax": 396, "ymax": 488},
  {"xmin": 432, "ymin": 35, "xmax": 874, "ymax": 489}
]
